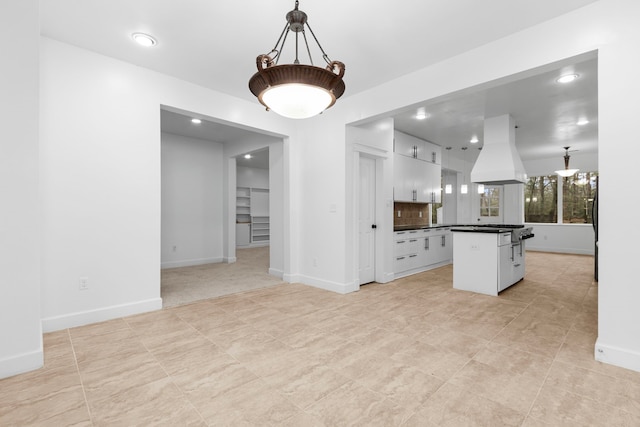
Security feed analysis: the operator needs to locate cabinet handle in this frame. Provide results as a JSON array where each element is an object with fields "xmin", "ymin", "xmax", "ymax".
[
  {"xmin": 432, "ymin": 151, "xmax": 436, "ymax": 163},
  {"xmin": 397, "ymin": 241, "xmax": 405, "ymax": 244},
  {"xmin": 425, "ymin": 237, "xmax": 430, "ymax": 250},
  {"xmin": 514, "ymin": 263, "xmax": 521, "ymax": 267},
  {"xmin": 409, "ymin": 254, "xmax": 417, "ymax": 258},
  {"xmin": 409, "ymin": 239, "xmax": 417, "ymax": 242},
  {"xmin": 441, "ymin": 235, "xmax": 446, "ymax": 247},
  {"xmin": 519, "ymin": 243, "xmax": 523, "ymax": 257},
  {"xmin": 397, "ymin": 256, "xmax": 405, "ymax": 260},
  {"xmin": 511, "ymin": 246, "xmax": 515, "ymax": 261},
  {"xmin": 413, "ymin": 145, "xmax": 417, "ymax": 158}
]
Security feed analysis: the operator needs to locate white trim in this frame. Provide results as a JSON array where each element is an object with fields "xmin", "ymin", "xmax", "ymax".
[
  {"xmin": 42, "ymin": 298, "xmax": 162, "ymax": 332},
  {"xmin": 268, "ymin": 267, "xmax": 284, "ymax": 278},
  {"xmin": 224, "ymin": 256, "xmax": 237, "ymax": 263},
  {"xmin": 595, "ymin": 339, "xmax": 640, "ymax": 373},
  {"xmin": 0, "ymin": 347, "xmax": 43, "ymax": 380},
  {"xmin": 161, "ymin": 257, "xmax": 223, "ymax": 269},
  {"xmin": 352, "ymin": 142, "xmax": 389, "ymax": 158},
  {"xmin": 282, "ymin": 273, "xmax": 358, "ymax": 294}
]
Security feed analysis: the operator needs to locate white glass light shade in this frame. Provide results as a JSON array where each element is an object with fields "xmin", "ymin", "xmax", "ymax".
[
  {"xmin": 445, "ymin": 184, "xmax": 452, "ymax": 194},
  {"xmin": 477, "ymin": 184, "xmax": 485, "ymax": 194},
  {"xmin": 261, "ymin": 84, "xmax": 333, "ymax": 119},
  {"xmin": 461, "ymin": 184, "xmax": 468, "ymax": 194},
  {"xmin": 556, "ymin": 168, "xmax": 579, "ymax": 177}
]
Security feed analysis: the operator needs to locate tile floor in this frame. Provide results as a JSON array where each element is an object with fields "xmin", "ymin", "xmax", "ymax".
[{"xmin": 2, "ymin": 252, "xmax": 640, "ymax": 426}]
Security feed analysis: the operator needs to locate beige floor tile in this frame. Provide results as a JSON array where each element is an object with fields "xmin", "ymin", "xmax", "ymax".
[
  {"xmin": 193, "ymin": 378, "xmax": 301, "ymax": 426},
  {"xmin": 261, "ymin": 359, "xmax": 351, "ymax": 410},
  {"xmin": 544, "ymin": 360, "xmax": 640, "ymax": 416},
  {"xmin": 306, "ymin": 380, "xmax": 414, "ymax": 427},
  {"xmin": 354, "ymin": 359, "xmax": 443, "ymax": 412},
  {"xmin": 528, "ymin": 383, "xmax": 640, "ymax": 427},
  {"xmin": 8, "ymin": 251, "xmax": 638, "ymax": 426},
  {"xmin": 80, "ymin": 351, "xmax": 168, "ymax": 403},
  {"xmin": 89, "ymin": 377, "xmax": 205, "ymax": 426},
  {"xmin": 391, "ymin": 340, "xmax": 471, "ymax": 381},
  {"xmin": 403, "ymin": 382, "xmax": 525, "ymax": 427}
]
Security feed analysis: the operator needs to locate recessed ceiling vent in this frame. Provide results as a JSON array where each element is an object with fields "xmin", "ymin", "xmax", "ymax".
[{"xmin": 470, "ymin": 114, "xmax": 527, "ymax": 185}]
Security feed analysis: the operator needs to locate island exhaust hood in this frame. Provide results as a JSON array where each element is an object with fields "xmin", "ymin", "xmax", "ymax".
[{"xmin": 470, "ymin": 114, "xmax": 527, "ymax": 185}]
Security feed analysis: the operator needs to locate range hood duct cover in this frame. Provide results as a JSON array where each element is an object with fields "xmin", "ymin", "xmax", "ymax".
[{"xmin": 470, "ymin": 114, "xmax": 527, "ymax": 185}]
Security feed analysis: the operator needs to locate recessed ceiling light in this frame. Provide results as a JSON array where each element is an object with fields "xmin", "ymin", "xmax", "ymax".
[
  {"xmin": 577, "ymin": 118, "xmax": 589, "ymax": 126},
  {"xmin": 131, "ymin": 33, "xmax": 157, "ymax": 47},
  {"xmin": 416, "ymin": 108, "xmax": 428, "ymax": 120},
  {"xmin": 244, "ymin": 154, "xmax": 252, "ymax": 159},
  {"xmin": 556, "ymin": 74, "xmax": 578, "ymax": 84},
  {"xmin": 191, "ymin": 118, "xmax": 202, "ymax": 124},
  {"xmin": 470, "ymin": 136, "xmax": 479, "ymax": 144}
]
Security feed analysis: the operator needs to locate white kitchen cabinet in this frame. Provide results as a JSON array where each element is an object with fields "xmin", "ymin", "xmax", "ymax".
[
  {"xmin": 394, "ymin": 131, "xmax": 441, "ymax": 164},
  {"xmin": 394, "ymin": 228, "xmax": 452, "ymax": 277},
  {"xmin": 426, "ymin": 161, "xmax": 442, "ymax": 204},
  {"xmin": 236, "ymin": 223, "xmax": 250, "ymax": 247},
  {"xmin": 393, "ymin": 153, "xmax": 431, "ymax": 202}
]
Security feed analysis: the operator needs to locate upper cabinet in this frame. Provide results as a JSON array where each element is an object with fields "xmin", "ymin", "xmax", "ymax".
[
  {"xmin": 394, "ymin": 131, "xmax": 441, "ymax": 164},
  {"xmin": 393, "ymin": 131, "xmax": 442, "ymax": 203}
]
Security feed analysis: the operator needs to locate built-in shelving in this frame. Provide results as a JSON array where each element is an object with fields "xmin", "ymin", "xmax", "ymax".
[{"xmin": 236, "ymin": 186, "xmax": 270, "ymax": 246}]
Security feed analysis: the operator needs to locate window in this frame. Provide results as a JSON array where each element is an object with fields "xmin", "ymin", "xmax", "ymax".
[
  {"xmin": 525, "ymin": 175, "xmax": 558, "ymax": 223},
  {"xmin": 524, "ymin": 172, "xmax": 598, "ymax": 223},
  {"xmin": 480, "ymin": 186, "xmax": 501, "ymax": 218},
  {"xmin": 562, "ymin": 172, "xmax": 598, "ymax": 223}
]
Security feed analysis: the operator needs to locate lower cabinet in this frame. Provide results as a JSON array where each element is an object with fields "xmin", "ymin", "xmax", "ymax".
[{"xmin": 394, "ymin": 228, "xmax": 452, "ymax": 277}]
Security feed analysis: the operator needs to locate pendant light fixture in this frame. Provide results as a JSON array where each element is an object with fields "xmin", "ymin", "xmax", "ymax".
[
  {"xmin": 555, "ymin": 146, "xmax": 579, "ymax": 177},
  {"xmin": 248, "ymin": 1, "xmax": 346, "ymax": 119},
  {"xmin": 461, "ymin": 147, "xmax": 468, "ymax": 194}
]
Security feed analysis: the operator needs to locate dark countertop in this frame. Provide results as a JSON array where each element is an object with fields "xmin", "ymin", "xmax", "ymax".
[
  {"xmin": 394, "ymin": 224, "xmax": 526, "ymax": 232},
  {"xmin": 449, "ymin": 226, "xmax": 515, "ymax": 234},
  {"xmin": 393, "ymin": 224, "xmax": 455, "ymax": 232}
]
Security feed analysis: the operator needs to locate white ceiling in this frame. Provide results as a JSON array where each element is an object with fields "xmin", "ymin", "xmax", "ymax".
[{"xmin": 41, "ymin": 0, "xmax": 600, "ymax": 163}]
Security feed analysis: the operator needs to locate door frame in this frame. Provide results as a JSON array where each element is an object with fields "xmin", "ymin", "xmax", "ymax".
[{"xmin": 352, "ymin": 145, "xmax": 389, "ymax": 290}]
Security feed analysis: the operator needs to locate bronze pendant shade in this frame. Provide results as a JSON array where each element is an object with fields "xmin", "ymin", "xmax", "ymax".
[{"xmin": 248, "ymin": 1, "xmax": 346, "ymax": 119}]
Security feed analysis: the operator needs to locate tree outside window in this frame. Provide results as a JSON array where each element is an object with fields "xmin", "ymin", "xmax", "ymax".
[
  {"xmin": 525, "ymin": 175, "xmax": 557, "ymax": 223},
  {"xmin": 562, "ymin": 172, "xmax": 598, "ymax": 223},
  {"xmin": 524, "ymin": 172, "xmax": 598, "ymax": 224}
]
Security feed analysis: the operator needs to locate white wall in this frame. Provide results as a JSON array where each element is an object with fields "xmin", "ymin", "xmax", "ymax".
[
  {"xmin": 0, "ymin": 0, "xmax": 43, "ymax": 379},
  {"xmin": 161, "ymin": 132, "xmax": 223, "ymax": 268},
  {"xmin": 39, "ymin": 38, "xmax": 295, "ymax": 332},
  {"xmin": 525, "ymin": 223, "xmax": 595, "ymax": 255},
  {"xmin": 237, "ymin": 166, "xmax": 269, "ymax": 189}
]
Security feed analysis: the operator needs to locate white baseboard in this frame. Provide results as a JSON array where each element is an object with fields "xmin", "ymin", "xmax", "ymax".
[
  {"xmin": 0, "ymin": 347, "xmax": 44, "ymax": 380},
  {"xmin": 224, "ymin": 257, "xmax": 237, "ymax": 263},
  {"xmin": 161, "ymin": 257, "xmax": 222, "ymax": 269},
  {"xmin": 283, "ymin": 273, "xmax": 358, "ymax": 294},
  {"xmin": 268, "ymin": 268, "xmax": 284, "ymax": 278},
  {"xmin": 595, "ymin": 339, "xmax": 640, "ymax": 373},
  {"xmin": 526, "ymin": 247, "xmax": 594, "ymax": 256},
  {"xmin": 42, "ymin": 298, "xmax": 163, "ymax": 333}
]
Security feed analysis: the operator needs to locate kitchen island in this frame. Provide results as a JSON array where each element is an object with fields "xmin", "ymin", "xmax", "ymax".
[{"xmin": 451, "ymin": 225, "xmax": 533, "ymax": 296}]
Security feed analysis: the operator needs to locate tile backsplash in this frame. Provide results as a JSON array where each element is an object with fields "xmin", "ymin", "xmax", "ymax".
[{"xmin": 394, "ymin": 202, "xmax": 429, "ymax": 228}]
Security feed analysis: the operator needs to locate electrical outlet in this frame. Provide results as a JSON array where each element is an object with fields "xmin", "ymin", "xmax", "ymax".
[
  {"xmin": 79, "ymin": 276, "xmax": 89, "ymax": 290},
  {"xmin": 397, "ymin": 210, "xmax": 401, "ymax": 217},
  {"xmin": 419, "ymin": 212, "xmax": 422, "ymax": 218}
]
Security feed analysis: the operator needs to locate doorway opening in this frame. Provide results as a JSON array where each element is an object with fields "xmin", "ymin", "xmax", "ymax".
[{"xmin": 159, "ymin": 107, "xmax": 286, "ymax": 307}]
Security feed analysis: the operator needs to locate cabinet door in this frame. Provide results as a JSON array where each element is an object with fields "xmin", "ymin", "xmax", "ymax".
[
  {"xmin": 423, "ymin": 141, "xmax": 442, "ymax": 164},
  {"xmin": 394, "ymin": 132, "xmax": 419, "ymax": 158},
  {"xmin": 414, "ymin": 159, "xmax": 430, "ymax": 202},
  {"xmin": 426, "ymin": 161, "xmax": 442, "ymax": 203},
  {"xmin": 393, "ymin": 153, "xmax": 415, "ymax": 201}
]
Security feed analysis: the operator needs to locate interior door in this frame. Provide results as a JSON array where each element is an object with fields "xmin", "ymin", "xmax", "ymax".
[{"xmin": 358, "ymin": 156, "xmax": 376, "ymax": 285}]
